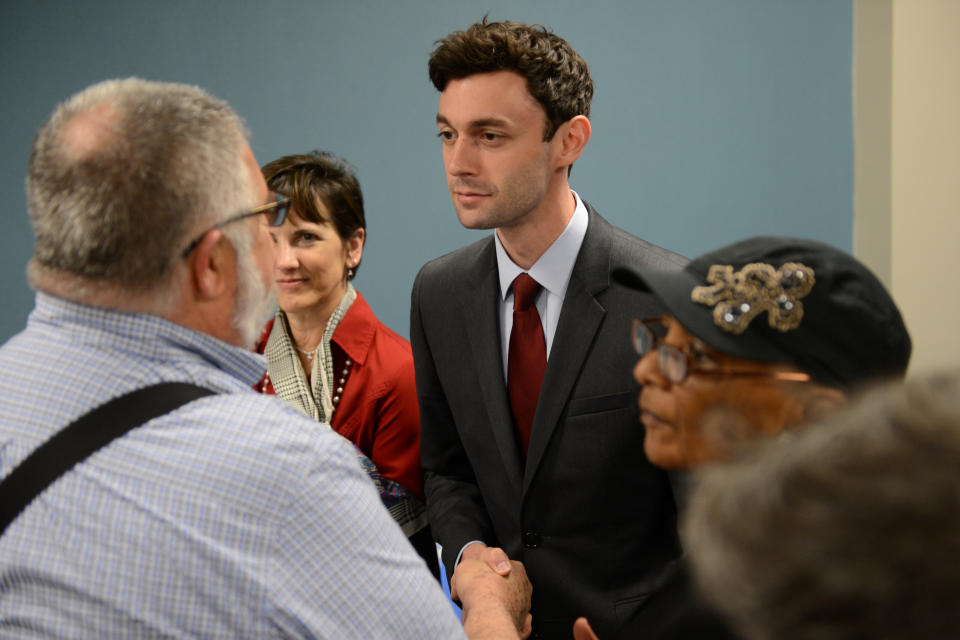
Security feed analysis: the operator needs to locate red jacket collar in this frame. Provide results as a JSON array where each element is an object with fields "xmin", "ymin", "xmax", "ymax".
[
  {"xmin": 330, "ymin": 291, "xmax": 376, "ymax": 366},
  {"xmin": 255, "ymin": 291, "xmax": 378, "ymax": 367}
]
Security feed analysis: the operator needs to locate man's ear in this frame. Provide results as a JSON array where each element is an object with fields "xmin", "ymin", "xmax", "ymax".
[
  {"xmin": 187, "ymin": 229, "xmax": 234, "ymax": 301},
  {"xmin": 553, "ymin": 115, "xmax": 591, "ymax": 169}
]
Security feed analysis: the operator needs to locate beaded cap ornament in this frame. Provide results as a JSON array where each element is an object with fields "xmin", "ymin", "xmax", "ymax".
[{"xmin": 690, "ymin": 262, "xmax": 815, "ymax": 335}]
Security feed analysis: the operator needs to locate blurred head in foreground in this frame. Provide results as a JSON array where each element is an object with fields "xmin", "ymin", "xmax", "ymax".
[{"xmin": 683, "ymin": 371, "xmax": 960, "ymax": 640}]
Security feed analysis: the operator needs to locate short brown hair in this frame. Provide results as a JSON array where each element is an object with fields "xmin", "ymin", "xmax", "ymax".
[
  {"xmin": 428, "ymin": 18, "xmax": 593, "ymax": 140},
  {"xmin": 261, "ymin": 151, "xmax": 366, "ymax": 278}
]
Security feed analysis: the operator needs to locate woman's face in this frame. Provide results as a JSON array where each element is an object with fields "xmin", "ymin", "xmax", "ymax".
[
  {"xmin": 269, "ymin": 203, "xmax": 363, "ymax": 321},
  {"xmin": 633, "ymin": 315, "xmax": 806, "ymax": 470}
]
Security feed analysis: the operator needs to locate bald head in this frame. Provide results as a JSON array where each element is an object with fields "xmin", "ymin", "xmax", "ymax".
[
  {"xmin": 58, "ymin": 100, "xmax": 122, "ymax": 163},
  {"xmin": 27, "ymin": 78, "xmax": 254, "ymax": 308}
]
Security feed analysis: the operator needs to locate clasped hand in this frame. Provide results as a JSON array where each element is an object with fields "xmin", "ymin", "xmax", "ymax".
[{"xmin": 451, "ymin": 543, "xmax": 533, "ymax": 639}]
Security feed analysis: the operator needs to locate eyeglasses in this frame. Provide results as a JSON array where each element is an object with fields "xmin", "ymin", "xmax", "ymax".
[
  {"xmin": 631, "ymin": 317, "xmax": 811, "ymax": 385},
  {"xmin": 181, "ymin": 193, "xmax": 290, "ymax": 258}
]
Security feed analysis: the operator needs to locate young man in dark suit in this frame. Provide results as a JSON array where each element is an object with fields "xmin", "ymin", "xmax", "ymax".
[{"xmin": 411, "ymin": 19, "xmax": 686, "ymax": 639}]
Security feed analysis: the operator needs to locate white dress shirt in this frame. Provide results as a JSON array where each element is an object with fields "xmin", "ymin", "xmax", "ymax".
[{"xmin": 494, "ymin": 190, "xmax": 589, "ymax": 380}]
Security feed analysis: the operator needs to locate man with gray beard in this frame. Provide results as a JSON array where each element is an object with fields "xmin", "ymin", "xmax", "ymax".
[{"xmin": 0, "ymin": 78, "xmax": 528, "ymax": 639}]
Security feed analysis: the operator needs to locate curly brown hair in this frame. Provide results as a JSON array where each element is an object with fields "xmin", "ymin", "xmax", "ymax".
[
  {"xmin": 428, "ymin": 18, "xmax": 593, "ymax": 140},
  {"xmin": 261, "ymin": 151, "xmax": 366, "ymax": 279}
]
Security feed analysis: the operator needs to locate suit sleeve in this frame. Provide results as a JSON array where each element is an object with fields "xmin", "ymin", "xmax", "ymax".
[{"xmin": 410, "ymin": 267, "xmax": 497, "ymax": 576}]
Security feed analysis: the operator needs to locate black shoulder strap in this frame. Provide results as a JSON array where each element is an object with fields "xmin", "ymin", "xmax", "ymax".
[{"xmin": 0, "ymin": 382, "xmax": 215, "ymax": 537}]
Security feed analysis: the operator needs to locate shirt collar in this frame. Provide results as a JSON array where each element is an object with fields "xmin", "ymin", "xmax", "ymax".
[{"xmin": 496, "ymin": 190, "xmax": 589, "ymax": 300}]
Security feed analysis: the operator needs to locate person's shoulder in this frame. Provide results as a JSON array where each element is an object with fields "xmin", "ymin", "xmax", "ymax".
[
  {"xmin": 415, "ymin": 235, "xmax": 494, "ymax": 285},
  {"xmin": 349, "ymin": 293, "xmax": 413, "ymax": 358},
  {"xmin": 188, "ymin": 391, "xmax": 355, "ymax": 468},
  {"xmin": 584, "ymin": 203, "xmax": 688, "ymax": 271},
  {"xmin": 373, "ymin": 321, "xmax": 414, "ymax": 356},
  {"xmin": 152, "ymin": 390, "xmax": 364, "ymax": 521},
  {"xmin": 367, "ymin": 318, "xmax": 416, "ymax": 380},
  {"xmin": 610, "ymin": 225, "xmax": 688, "ymax": 271}
]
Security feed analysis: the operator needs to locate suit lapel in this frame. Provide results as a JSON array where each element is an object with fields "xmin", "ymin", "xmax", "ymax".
[
  {"xmin": 462, "ymin": 240, "xmax": 525, "ymax": 492},
  {"xmin": 524, "ymin": 208, "xmax": 611, "ymax": 489}
]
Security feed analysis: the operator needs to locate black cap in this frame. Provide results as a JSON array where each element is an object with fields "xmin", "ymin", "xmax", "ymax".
[{"xmin": 613, "ymin": 236, "xmax": 911, "ymax": 389}]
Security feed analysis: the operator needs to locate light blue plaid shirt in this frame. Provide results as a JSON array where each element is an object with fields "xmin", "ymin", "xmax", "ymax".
[{"xmin": 0, "ymin": 293, "xmax": 464, "ymax": 639}]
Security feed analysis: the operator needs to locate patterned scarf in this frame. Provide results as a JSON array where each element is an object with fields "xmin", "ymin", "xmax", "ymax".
[
  {"xmin": 264, "ymin": 285, "xmax": 356, "ymax": 424},
  {"xmin": 262, "ymin": 284, "xmax": 428, "ymax": 537}
]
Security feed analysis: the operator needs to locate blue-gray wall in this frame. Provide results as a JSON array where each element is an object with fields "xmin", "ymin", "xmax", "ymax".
[{"xmin": 0, "ymin": 0, "xmax": 852, "ymax": 341}]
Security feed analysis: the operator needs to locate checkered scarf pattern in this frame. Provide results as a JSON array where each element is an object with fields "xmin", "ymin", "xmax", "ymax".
[{"xmin": 264, "ymin": 285, "xmax": 356, "ymax": 423}]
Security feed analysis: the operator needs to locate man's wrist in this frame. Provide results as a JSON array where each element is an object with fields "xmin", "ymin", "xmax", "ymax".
[{"xmin": 456, "ymin": 540, "xmax": 487, "ymax": 567}]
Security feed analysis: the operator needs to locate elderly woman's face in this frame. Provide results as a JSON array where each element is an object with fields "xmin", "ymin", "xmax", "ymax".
[{"xmin": 633, "ymin": 315, "xmax": 807, "ymax": 470}]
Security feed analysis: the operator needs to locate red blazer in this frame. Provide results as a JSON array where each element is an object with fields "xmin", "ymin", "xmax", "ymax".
[{"xmin": 257, "ymin": 293, "xmax": 425, "ymax": 499}]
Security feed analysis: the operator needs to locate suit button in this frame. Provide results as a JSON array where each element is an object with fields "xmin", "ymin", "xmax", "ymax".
[{"xmin": 522, "ymin": 531, "xmax": 541, "ymax": 548}]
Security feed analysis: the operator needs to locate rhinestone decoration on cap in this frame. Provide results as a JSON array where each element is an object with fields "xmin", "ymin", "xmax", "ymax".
[{"xmin": 690, "ymin": 262, "xmax": 815, "ymax": 334}]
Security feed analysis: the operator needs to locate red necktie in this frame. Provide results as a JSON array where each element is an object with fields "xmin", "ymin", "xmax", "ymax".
[{"xmin": 508, "ymin": 273, "xmax": 546, "ymax": 457}]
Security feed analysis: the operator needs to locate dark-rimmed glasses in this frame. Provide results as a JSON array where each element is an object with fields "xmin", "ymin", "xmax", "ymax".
[
  {"xmin": 631, "ymin": 317, "xmax": 810, "ymax": 385},
  {"xmin": 181, "ymin": 193, "xmax": 290, "ymax": 258}
]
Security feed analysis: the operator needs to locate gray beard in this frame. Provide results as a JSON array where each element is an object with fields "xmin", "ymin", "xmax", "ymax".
[{"xmin": 232, "ymin": 249, "xmax": 277, "ymax": 350}]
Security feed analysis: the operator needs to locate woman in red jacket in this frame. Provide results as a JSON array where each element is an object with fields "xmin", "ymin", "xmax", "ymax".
[{"xmin": 255, "ymin": 151, "xmax": 438, "ymax": 579}]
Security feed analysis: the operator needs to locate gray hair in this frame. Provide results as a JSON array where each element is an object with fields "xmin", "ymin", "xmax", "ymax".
[
  {"xmin": 683, "ymin": 371, "xmax": 960, "ymax": 640},
  {"xmin": 26, "ymin": 78, "xmax": 254, "ymax": 299}
]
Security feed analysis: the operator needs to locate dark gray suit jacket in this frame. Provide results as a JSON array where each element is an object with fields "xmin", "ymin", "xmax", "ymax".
[{"xmin": 411, "ymin": 204, "xmax": 686, "ymax": 639}]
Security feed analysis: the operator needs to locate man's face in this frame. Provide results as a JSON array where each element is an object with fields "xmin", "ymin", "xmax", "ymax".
[
  {"xmin": 436, "ymin": 71, "xmax": 558, "ymax": 231},
  {"xmin": 633, "ymin": 316, "xmax": 804, "ymax": 469},
  {"xmin": 231, "ymin": 142, "xmax": 277, "ymax": 349}
]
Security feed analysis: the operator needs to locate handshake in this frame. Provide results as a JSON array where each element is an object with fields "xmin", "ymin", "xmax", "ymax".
[{"xmin": 451, "ymin": 542, "xmax": 603, "ymax": 640}]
